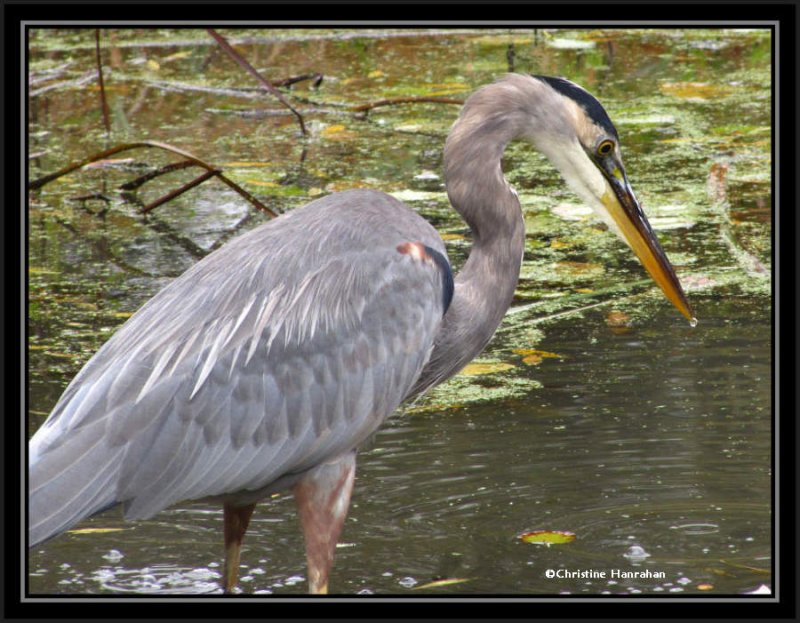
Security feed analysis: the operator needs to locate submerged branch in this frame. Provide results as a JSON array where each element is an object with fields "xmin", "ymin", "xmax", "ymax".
[
  {"xmin": 29, "ymin": 140, "xmax": 279, "ymax": 218},
  {"xmin": 350, "ymin": 96, "xmax": 464, "ymax": 112},
  {"xmin": 95, "ymin": 29, "xmax": 111, "ymax": 135},
  {"xmin": 707, "ymin": 161, "xmax": 769, "ymax": 278},
  {"xmin": 119, "ymin": 160, "xmax": 197, "ymax": 191},
  {"xmin": 141, "ymin": 170, "xmax": 220, "ymax": 214},
  {"xmin": 206, "ymin": 28, "xmax": 308, "ymax": 137},
  {"xmin": 30, "ymin": 70, "xmax": 95, "ymax": 98}
]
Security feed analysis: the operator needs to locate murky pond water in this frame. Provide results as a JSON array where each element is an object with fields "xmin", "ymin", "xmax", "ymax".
[{"xmin": 27, "ymin": 27, "xmax": 771, "ymax": 596}]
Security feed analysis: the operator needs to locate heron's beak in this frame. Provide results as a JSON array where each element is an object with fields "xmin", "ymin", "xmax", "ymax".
[{"xmin": 599, "ymin": 159, "xmax": 695, "ymax": 323}]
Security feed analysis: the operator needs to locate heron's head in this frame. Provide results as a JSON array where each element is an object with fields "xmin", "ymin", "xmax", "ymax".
[{"xmin": 519, "ymin": 75, "xmax": 695, "ymax": 324}]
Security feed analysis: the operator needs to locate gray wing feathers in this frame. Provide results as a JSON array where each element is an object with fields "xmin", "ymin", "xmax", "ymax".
[{"xmin": 29, "ymin": 190, "xmax": 449, "ymax": 544}]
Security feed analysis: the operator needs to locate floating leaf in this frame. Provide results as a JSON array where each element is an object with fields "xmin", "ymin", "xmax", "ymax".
[
  {"xmin": 697, "ymin": 583, "xmax": 714, "ymax": 591},
  {"xmin": 605, "ymin": 310, "xmax": 631, "ymax": 327},
  {"xmin": 519, "ymin": 530, "xmax": 576, "ymax": 545},
  {"xmin": 412, "ymin": 578, "xmax": 471, "ymax": 590},
  {"xmin": 440, "ymin": 232, "xmax": 465, "ymax": 241},
  {"xmin": 458, "ymin": 361, "xmax": 514, "ymax": 376},
  {"xmin": 605, "ymin": 310, "xmax": 633, "ymax": 334},
  {"xmin": 45, "ymin": 351, "xmax": 77, "ymax": 359},
  {"xmin": 321, "ymin": 124, "xmax": 347, "ymax": 136},
  {"xmin": 245, "ymin": 180, "xmax": 280, "ymax": 187},
  {"xmin": 659, "ymin": 81, "xmax": 732, "ymax": 100},
  {"xmin": 29, "ymin": 267, "xmax": 60, "ymax": 275},
  {"xmin": 368, "ymin": 70, "xmax": 384, "ymax": 79},
  {"xmin": 513, "ymin": 349, "xmax": 563, "ymax": 366},
  {"xmin": 162, "ymin": 51, "xmax": 192, "ymax": 63},
  {"xmin": 222, "ymin": 161, "xmax": 273, "ymax": 168},
  {"xmin": 67, "ymin": 527, "xmax": 126, "ymax": 535},
  {"xmin": 512, "ymin": 348, "xmax": 562, "ymax": 359}
]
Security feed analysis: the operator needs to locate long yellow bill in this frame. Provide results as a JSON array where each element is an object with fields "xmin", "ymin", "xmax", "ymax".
[{"xmin": 600, "ymin": 167, "xmax": 696, "ymax": 325}]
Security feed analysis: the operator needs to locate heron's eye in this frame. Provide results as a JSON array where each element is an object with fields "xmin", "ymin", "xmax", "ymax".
[{"xmin": 596, "ymin": 140, "xmax": 614, "ymax": 157}]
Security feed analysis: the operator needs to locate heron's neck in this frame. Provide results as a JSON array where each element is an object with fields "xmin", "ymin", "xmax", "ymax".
[{"xmin": 410, "ymin": 107, "xmax": 526, "ymax": 395}]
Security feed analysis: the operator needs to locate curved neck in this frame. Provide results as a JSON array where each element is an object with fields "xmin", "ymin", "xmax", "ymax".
[{"xmin": 410, "ymin": 91, "xmax": 528, "ymax": 395}]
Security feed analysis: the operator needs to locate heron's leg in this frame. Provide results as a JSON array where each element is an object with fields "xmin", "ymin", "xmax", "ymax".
[
  {"xmin": 292, "ymin": 451, "xmax": 356, "ymax": 595},
  {"xmin": 222, "ymin": 502, "xmax": 256, "ymax": 594}
]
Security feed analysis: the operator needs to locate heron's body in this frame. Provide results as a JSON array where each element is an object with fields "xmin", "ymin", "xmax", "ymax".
[{"xmin": 29, "ymin": 74, "xmax": 693, "ymax": 594}]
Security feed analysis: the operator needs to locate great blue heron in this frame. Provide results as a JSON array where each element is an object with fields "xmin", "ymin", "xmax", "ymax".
[{"xmin": 29, "ymin": 73, "xmax": 694, "ymax": 594}]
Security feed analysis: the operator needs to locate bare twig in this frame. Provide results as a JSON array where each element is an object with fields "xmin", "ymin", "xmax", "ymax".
[
  {"xmin": 29, "ymin": 61, "xmax": 75, "ymax": 87},
  {"xmin": 141, "ymin": 170, "xmax": 220, "ymax": 214},
  {"xmin": 206, "ymin": 28, "xmax": 308, "ymax": 137},
  {"xmin": 95, "ymin": 29, "xmax": 111, "ymax": 135},
  {"xmin": 120, "ymin": 160, "xmax": 197, "ymax": 191},
  {"xmin": 350, "ymin": 96, "xmax": 464, "ymax": 112},
  {"xmin": 29, "ymin": 140, "xmax": 279, "ymax": 218},
  {"xmin": 30, "ymin": 70, "xmax": 95, "ymax": 98},
  {"xmin": 271, "ymin": 73, "xmax": 323, "ymax": 89}
]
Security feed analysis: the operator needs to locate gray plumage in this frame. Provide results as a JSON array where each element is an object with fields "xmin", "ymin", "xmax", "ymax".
[
  {"xmin": 29, "ymin": 73, "xmax": 692, "ymax": 593},
  {"xmin": 30, "ymin": 192, "xmax": 449, "ymax": 543}
]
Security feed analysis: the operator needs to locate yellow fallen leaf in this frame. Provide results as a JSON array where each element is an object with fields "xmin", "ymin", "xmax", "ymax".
[
  {"xmin": 325, "ymin": 180, "xmax": 373, "ymax": 192},
  {"xmin": 522, "ymin": 354, "xmax": 543, "ymax": 366},
  {"xmin": 67, "ymin": 528, "xmax": 126, "ymax": 535},
  {"xmin": 429, "ymin": 82, "xmax": 469, "ymax": 90},
  {"xmin": 659, "ymin": 81, "xmax": 732, "ymax": 99},
  {"xmin": 162, "ymin": 51, "xmax": 192, "ymax": 63},
  {"xmin": 244, "ymin": 180, "xmax": 280, "ymax": 188},
  {"xmin": 146, "ymin": 59, "xmax": 160, "ymax": 71},
  {"xmin": 29, "ymin": 267, "xmax": 60, "ymax": 275},
  {"xmin": 458, "ymin": 362, "xmax": 514, "ymax": 376},
  {"xmin": 519, "ymin": 530, "xmax": 576, "ymax": 545},
  {"xmin": 511, "ymin": 348, "xmax": 564, "ymax": 359},
  {"xmin": 222, "ymin": 161, "xmax": 273, "ymax": 168},
  {"xmin": 368, "ymin": 70, "xmax": 384, "ymax": 79},
  {"xmin": 412, "ymin": 578, "xmax": 471, "ymax": 590},
  {"xmin": 440, "ymin": 233, "xmax": 465, "ymax": 241},
  {"xmin": 321, "ymin": 124, "xmax": 347, "ymax": 136},
  {"xmin": 697, "ymin": 583, "xmax": 714, "ymax": 591}
]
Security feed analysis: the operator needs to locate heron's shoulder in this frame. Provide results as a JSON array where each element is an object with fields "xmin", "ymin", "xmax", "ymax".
[{"xmin": 263, "ymin": 189, "xmax": 445, "ymax": 253}]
